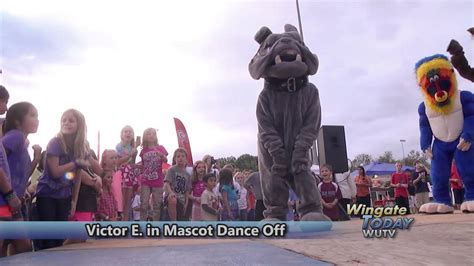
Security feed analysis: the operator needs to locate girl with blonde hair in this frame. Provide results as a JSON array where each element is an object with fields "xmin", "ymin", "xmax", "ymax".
[
  {"xmin": 138, "ymin": 128, "xmax": 168, "ymax": 221},
  {"xmin": 35, "ymin": 109, "xmax": 92, "ymax": 249},
  {"xmin": 114, "ymin": 125, "xmax": 139, "ymax": 221}
]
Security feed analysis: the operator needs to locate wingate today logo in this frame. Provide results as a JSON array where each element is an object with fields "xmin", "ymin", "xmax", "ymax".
[{"xmin": 347, "ymin": 205, "xmax": 415, "ymax": 239}]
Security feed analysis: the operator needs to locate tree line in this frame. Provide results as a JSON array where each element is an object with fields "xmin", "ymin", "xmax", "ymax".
[
  {"xmin": 351, "ymin": 150, "xmax": 430, "ymax": 171},
  {"xmin": 217, "ymin": 149, "xmax": 430, "ymax": 173},
  {"xmin": 216, "ymin": 154, "xmax": 258, "ymax": 172}
]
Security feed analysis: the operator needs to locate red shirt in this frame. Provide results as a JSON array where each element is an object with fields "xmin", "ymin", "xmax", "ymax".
[
  {"xmin": 97, "ymin": 190, "xmax": 117, "ymax": 219},
  {"xmin": 319, "ymin": 181, "xmax": 342, "ymax": 221},
  {"xmin": 391, "ymin": 172, "xmax": 409, "ymax": 198},
  {"xmin": 248, "ymin": 190, "xmax": 256, "ymax": 209},
  {"xmin": 450, "ymin": 164, "xmax": 463, "ymax": 189}
]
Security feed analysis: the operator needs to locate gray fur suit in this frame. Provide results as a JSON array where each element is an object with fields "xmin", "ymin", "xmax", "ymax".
[{"xmin": 249, "ymin": 24, "xmax": 329, "ymax": 221}]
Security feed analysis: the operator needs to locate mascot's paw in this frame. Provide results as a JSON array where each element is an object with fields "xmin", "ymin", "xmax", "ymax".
[
  {"xmin": 299, "ymin": 212, "xmax": 332, "ymax": 232},
  {"xmin": 271, "ymin": 155, "xmax": 288, "ymax": 177},
  {"xmin": 271, "ymin": 164, "xmax": 287, "ymax": 177},
  {"xmin": 419, "ymin": 202, "xmax": 453, "ymax": 214},
  {"xmin": 460, "ymin": 200, "xmax": 474, "ymax": 213},
  {"xmin": 424, "ymin": 148, "xmax": 433, "ymax": 160},
  {"xmin": 456, "ymin": 138, "xmax": 471, "ymax": 152},
  {"xmin": 300, "ymin": 212, "xmax": 331, "ymax": 222},
  {"xmin": 447, "ymin": 39, "xmax": 463, "ymax": 55},
  {"xmin": 437, "ymin": 204, "xmax": 454, "ymax": 214},
  {"xmin": 291, "ymin": 150, "xmax": 309, "ymax": 174},
  {"xmin": 419, "ymin": 202, "xmax": 438, "ymax": 213},
  {"xmin": 257, "ymin": 217, "xmax": 285, "ymax": 236},
  {"xmin": 291, "ymin": 162, "xmax": 308, "ymax": 174},
  {"xmin": 262, "ymin": 217, "xmax": 283, "ymax": 221}
]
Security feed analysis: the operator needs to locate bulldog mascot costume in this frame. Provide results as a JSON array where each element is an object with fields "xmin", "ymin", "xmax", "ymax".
[{"xmin": 249, "ymin": 24, "xmax": 330, "ymax": 222}]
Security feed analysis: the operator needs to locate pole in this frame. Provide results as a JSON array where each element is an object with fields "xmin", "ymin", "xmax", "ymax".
[
  {"xmin": 97, "ymin": 131, "xmax": 101, "ymax": 162},
  {"xmin": 296, "ymin": 0, "xmax": 304, "ymax": 42},
  {"xmin": 400, "ymin": 139, "xmax": 406, "ymax": 162}
]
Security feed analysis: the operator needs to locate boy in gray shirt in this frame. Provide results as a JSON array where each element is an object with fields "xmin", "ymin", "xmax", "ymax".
[{"xmin": 164, "ymin": 148, "xmax": 191, "ymax": 221}]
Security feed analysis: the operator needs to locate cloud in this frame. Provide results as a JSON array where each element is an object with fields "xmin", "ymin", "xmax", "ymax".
[
  {"xmin": 0, "ymin": 12, "xmax": 85, "ymax": 78},
  {"xmin": 3, "ymin": 0, "xmax": 474, "ymax": 166},
  {"xmin": 184, "ymin": 0, "xmax": 474, "ymax": 160}
]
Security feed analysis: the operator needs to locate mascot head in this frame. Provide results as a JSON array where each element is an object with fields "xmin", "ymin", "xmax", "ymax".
[
  {"xmin": 415, "ymin": 54, "xmax": 458, "ymax": 114},
  {"xmin": 248, "ymin": 24, "xmax": 318, "ymax": 80}
]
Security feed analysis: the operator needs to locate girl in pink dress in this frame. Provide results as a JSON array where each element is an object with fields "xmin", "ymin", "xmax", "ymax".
[
  {"xmin": 190, "ymin": 160, "xmax": 206, "ymax": 221},
  {"xmin": 139, "ymin": 128, "xmax": 167, "ymax": 221},
  {"xmin": 114, "ymin": 125, "xmax": 140, "ymax": 221}
]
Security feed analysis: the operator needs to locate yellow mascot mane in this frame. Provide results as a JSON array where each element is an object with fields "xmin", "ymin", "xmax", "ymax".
[{"xmin": 415, "ymin": 54, "xmax": 458, "ymax": 114}]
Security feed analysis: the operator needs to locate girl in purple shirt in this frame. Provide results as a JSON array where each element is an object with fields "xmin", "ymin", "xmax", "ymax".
[
  {"xmin": 35, "ymin": 109, "xmax": 91, "ymax": 249},
  {"xmin": 139, "ymin": 128, "xmax": 167, "ymax": 221},
  {"xmin": 0, "ymin": 142, "xmax": 31, "ymax": 255},
  {"xmin": 0, "ymin": 144, "xmax": 14, "ymax": 216},
  {"xmin": 0, "ymin": 102, "xmax": 40, "ymax": 254},
  {"xmin": 1, "ymin": 102, "xmax": 41, "ymax": 209}
]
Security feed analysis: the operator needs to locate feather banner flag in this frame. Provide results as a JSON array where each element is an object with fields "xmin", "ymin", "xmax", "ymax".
[{"xmin": 173, "ymin": 118, "xmax": 193, "ymax": 166}]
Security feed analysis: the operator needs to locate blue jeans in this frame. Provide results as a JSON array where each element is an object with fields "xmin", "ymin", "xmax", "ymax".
[
  {"xmin": 239, "ymin": 209, "xmax": 248, "ymax": 221},
  {"xmin": 221, "ymin": 200, "xmax": 239, "ymax": 221},
  {"xmin": 247, "ymin": 209, "xmax": 255, "ymax": 221}
]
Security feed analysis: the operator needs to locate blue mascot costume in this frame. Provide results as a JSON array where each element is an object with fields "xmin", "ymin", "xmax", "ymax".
[{"xmin": 415, "ymin": 54, "xmax": 474, "ymax": 213}]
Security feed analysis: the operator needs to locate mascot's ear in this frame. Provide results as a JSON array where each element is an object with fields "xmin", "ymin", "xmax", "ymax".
[
  {"xmin": 284, "ymin": 24, "xmax": 298, "ymax": 33},
  {"xmin": 255, "ymin": 27, "xmax": 272, "ymax": 45},
  {"xmin": 468, "ymin": 27, "xmax": 474, "ymax": 36}
]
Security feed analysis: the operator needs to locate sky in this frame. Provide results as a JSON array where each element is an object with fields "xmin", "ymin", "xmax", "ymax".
[{"xmin": 1, "ymin": 0, "xmax": 474, "ymax": 164}]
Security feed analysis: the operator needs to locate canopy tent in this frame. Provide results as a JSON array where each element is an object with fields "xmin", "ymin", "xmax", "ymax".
[
  {"xmin": 315, "ymin": 162, "xmax": 415, "ymax": 178},
  {"xmin": 350, "ymin": 162, "xmax": 415, "ymax": 177}
]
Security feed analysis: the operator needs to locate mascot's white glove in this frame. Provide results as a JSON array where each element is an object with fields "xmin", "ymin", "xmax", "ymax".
[
  {"xmin": 457, "ymin": 137, "xmax": 472, "ymax": 152},
  {"xmin": 424, "ymin": 147, "xmax": 433, "ymax": 160}
]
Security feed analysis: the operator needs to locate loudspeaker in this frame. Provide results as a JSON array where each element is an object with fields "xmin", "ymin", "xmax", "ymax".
[{"xmin": 316, "ymin": 125, "xmax": 348, "ymax": 173}]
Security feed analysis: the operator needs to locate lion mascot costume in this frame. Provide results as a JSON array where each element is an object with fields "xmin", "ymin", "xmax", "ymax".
[
  {"xmin": 415, "ymin": 54, "xmax": 474, "ymax": 213},
  {"xmin": 249, "ymin": 24, "xmax": 330, "ymax": 222}
]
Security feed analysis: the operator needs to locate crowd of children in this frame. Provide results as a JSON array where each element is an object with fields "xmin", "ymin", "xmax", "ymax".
[
  {"xmin": 0, "ymin": 84, "xmax": 269, "ymax": 255},
  {"xmin": 0, "ymin": 84, "xmax": 466, "ymax": 257}
]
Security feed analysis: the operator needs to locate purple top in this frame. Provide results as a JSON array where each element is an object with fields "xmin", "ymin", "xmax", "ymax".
[
  {"xmin": 36, "ymin": 137, "xmax": 75, "ymax": 199},
  {"xmin": 1, "ymin": 129, "xmax": 31, "ymax": 198},
  {"xmin": 0, "ymin": 143, "xmax": 11, "ymax": 206}
]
